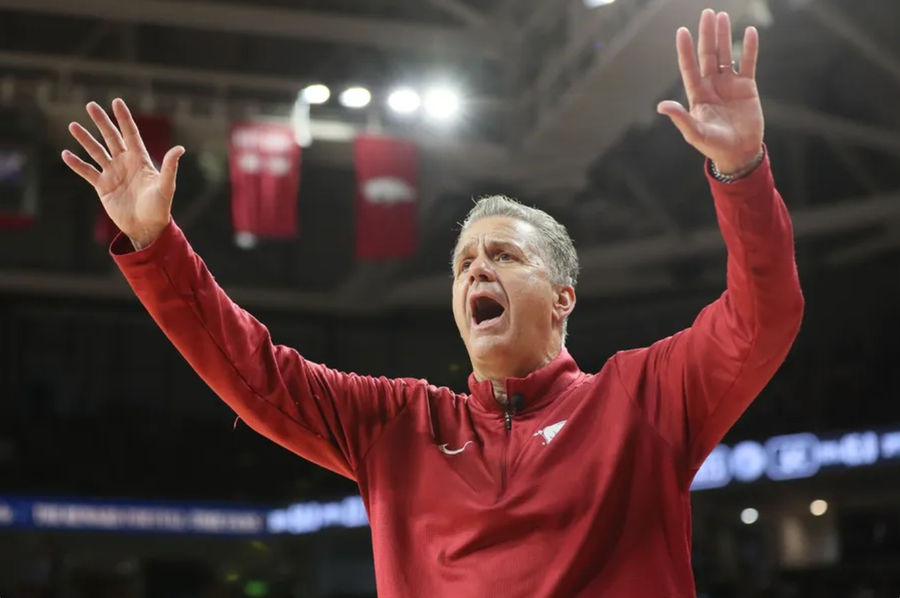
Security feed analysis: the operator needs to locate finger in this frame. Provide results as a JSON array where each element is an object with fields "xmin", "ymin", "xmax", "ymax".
[
  {"xmin": 657, "ymin": 100, "xmax": 704, "ymax": 145},
  {"xmin": 68, "ymin": 122, "xmax": 111, "ymax": 168},
  {"xmin": 61, "ymin": 149, "xmax": 101, "ymax": 187},
  {"xmin": 739, "ymin": 26, "xmax": 759, "ymax": 79},
  {"xmin": 158, "ymin": 145, "xmax": 185, "ymax": 200},
  {"xmin": 696, "ymin": 8, "xmax": 717, "ymax": 78},
  {"xmin": 716, "ymin": 12, "xmax": 733, "ymax": 72},
  {"xmin": 112, "ymin": 98, "xmax": 149, "ymax": 155},
  {"xmin": 86, "ymin": 101, "xmax": 126, "ymax": 157},
  {"xmin": 676, "ymin": 27, "xmax": 701, "ymax": 104}
]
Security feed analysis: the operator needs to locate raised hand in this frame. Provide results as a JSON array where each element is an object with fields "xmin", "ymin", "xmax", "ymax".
[
  {"xmin": 62, "ymin": 98, "xmax": 184, "ymax": 249},
  {"xmin": 657, "ymin": 9, "xmax": 764, "ymax": 175}
]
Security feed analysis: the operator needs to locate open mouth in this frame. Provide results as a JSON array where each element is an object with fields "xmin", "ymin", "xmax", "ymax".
[{"xmin": 471, "ymin": 295, "xmax": 505, "ymax": 327}]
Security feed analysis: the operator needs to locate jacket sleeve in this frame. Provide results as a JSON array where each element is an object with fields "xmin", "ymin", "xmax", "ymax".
[
  {"xmin": 111, "ymin": 220, "xmax": 413, "ymax": 481},
  {"xmin": 612, "ymin": 150, "xmax": 804, "ymax": 481}
]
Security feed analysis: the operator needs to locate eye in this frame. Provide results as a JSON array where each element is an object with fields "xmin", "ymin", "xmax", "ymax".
[
  {"xmin": 459, "ymin": 259, "xmax": 472, "ymax": 272},
  {"xmin": 496, "ymin": 252, "xmax": 514, "ymax": 262}
]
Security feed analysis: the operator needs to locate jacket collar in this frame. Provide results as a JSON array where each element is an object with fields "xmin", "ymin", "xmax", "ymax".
[{"xmin": 467, "ymin": 348, "xmax": 583, "ymax": 415}]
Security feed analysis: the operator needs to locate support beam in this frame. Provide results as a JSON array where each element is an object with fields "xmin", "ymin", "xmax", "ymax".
[
  {"xmin": 578, "ymin": 189, "xmax": 900, "ymax": 269},
  {"xmin": 73, "ymin": 22, "xmax": 111, "ymax": 57},
  {"xmin": 766, "ymin": 101, "xmax": 900, "ymax": 157},
  {"xmin": 519, "ymin": 0, "xmax": 566, "ymax": 37},
  {"xmin": 615, "ymin": 162, "xmax": 681, "ymax": 235},
  {"xmin": 0, "ymin": 49, "xmax": 314, "ymax": 97},
  {"xmin": 827, "ymin": 140, "xmax": 882, "ymax": 195},
  {"xmin": 490, "ymin": 0, "xmax": 539, "ymax": 29},
  {"xmin": 823, "ymin": 226, "xmax": 900, "ymax": 267},
  {"xmin": 512, "ymin": 0, "xmax": 748, "ymax": 191},
  {"xmin": 809, "ymin": 2, "xmax": 900, "ymax": 86},
  {"xmin": 426, "ymin": 0, "xmax": 487, "ymax": 28},
  {"xmin": 0, "ymin": 0, "xmax": 501, "ymax": 58}
]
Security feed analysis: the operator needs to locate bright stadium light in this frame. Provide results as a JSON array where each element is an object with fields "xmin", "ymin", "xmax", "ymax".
[
  {"xmin": 339, "ymin": 86, "xmax": 371, "ymax": 109},
  {"xmin": 387, "ymin": 88, "xmax": 421, "ymax": 115},
  {"xmin": 584, "ymin": 0, "xmax": 616, "ymax": 7},
  {"xmin": 423, "ymin": 87, "xmax": 460, "ymax": 121},
  {"xmin": 740, "ymin": 507, "xmax": 759, "ymax": 525},
  {"xmin": 810, "ymin": 499, "xmax": 828, "ymax": 517},
  {"xmin": 301, "ymin": 84, "xmax": 330, "ymax": 105}
]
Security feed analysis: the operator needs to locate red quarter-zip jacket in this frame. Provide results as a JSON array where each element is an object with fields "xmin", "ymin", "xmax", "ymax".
[{"xmin": 111, "ymin": 153, "xmax": 803, "ymax": 597}]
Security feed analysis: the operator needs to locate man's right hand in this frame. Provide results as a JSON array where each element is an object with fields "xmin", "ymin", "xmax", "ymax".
[{"xmin": 62, "ymin": 98, "xmax": 184, "ymax": 249}]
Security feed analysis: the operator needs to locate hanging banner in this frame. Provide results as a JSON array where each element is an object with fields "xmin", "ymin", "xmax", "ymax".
[
  {"xmin": 354, "ymin": 136, "xmax": 418, "ymax": 260},
  {"xmin": 229, "ymin": 121, "xmax": 300, "ymax": 242}
]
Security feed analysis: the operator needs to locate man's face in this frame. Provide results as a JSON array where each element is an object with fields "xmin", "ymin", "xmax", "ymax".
[{"xmin": 451, "ymin": 216, "xmax": 566, "ymax": 376}]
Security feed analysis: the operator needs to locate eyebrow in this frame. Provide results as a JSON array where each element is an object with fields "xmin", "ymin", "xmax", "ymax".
[
  {"xmin": 452, "ymin": 238, "xmax": 523, "ymax": 265},
  {"xmin": 452, "ymin": 240, "xmax": 475, "ymax": 264}
]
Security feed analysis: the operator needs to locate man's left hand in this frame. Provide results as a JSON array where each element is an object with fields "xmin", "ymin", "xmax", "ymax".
[{"xmin": 657, "ymin": 9, "xmax": 764, "ymax": 175}]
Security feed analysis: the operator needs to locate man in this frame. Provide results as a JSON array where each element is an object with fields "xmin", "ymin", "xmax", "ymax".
[{"xmin": 62, "ymin": 10, "xmax": 803, "ymax": 597}]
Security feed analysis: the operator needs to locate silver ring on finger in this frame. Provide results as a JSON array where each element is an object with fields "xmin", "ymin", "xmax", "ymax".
[{"xmin": 717, "ymin": 60, "xmax": 737, "ymax": 74}]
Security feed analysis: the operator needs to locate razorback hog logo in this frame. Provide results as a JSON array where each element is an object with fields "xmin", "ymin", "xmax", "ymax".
[{"xmin": 362, "ymin": 177, "xmax": 416, "ymax": 205}]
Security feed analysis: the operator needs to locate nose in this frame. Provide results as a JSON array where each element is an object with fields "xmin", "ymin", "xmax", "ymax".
[{"xmin": 468, "ymin": 254, "xmax": 496, "ymax": 283}]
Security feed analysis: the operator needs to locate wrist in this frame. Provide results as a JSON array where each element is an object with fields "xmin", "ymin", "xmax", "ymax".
[
  {"xmin": 710, "ymin": 148, "xmax": 765, "ymax": 183},
  {"xmin": 130, "ymin": 237, "xmax": 150, "ymax": 251},
  {"xmin": 128, "ymin": 219, "xmax": 169, "ymax": 251}
]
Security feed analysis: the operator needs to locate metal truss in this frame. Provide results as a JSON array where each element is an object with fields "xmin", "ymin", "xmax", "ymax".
[{"xmin": 0, "ymin": 0, "xmax": 501, "ymax": 57}]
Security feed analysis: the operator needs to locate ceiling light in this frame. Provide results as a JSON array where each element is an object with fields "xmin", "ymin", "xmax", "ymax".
[
  {"xmin": 234, "ymin": 232, "xmax": 257, "ymax": 250},
  {"xmin": 584, "ymin": 0, "xmax": 616, "ymax": 7},
  {"xmin": 301, "ymin": 84, "xmax": 330, "ymax": 105},
  {"xmin": 339, "ymin": 86, "xmax": 371, "ymax": 109},
  {"xmin": 387, "ymin": 88, "xmax": 421, "ymax": 115},
  {"xmin": 423, "ymin": 87, "xmax": 460, "ymax": 121},
  {"xmin": 740, "ymin": 507, "xmax": 759, "ymax": 525},
  {"xmin": 810, "ymin": 499, "xmax": 828, "ymax": 517}
]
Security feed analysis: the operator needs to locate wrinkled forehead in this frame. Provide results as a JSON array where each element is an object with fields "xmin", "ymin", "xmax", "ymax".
[{"xmin": 452, "ymin": 216, "xmax": 539, "ymax": 262}]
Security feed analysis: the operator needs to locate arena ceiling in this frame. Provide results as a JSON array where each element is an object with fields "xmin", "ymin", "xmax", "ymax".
[{"xmin": 0, "ymin": 0, "xmax": 898, "ymax": 310}]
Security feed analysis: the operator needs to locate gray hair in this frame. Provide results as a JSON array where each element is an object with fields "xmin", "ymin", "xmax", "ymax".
[{"xmin": 452, "ymin": 194, "xmax": 579, "ymax": 339}]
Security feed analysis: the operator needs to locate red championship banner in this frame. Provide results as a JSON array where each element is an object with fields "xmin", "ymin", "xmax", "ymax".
[
  {"xmin": 229, "ymin": 122, "xmax": 300, "ymax": 240},
  {"xmin": 354, "ymin": 136, "xmax": 418, "ymax": 260},
  {"xmin": 94, "ymin": 113, "xmax": 172, "ymax": 244}
]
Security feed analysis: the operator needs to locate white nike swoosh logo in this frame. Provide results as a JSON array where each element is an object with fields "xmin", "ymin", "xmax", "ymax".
[{"xmin": 438, "ymin": 441, "xmax": 474, "ymax": 455}]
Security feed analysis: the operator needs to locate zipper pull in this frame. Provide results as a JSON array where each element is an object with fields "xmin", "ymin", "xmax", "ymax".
[{"xmin": 504, "ymin": 393, "xmax": 524, "ymax": 433}]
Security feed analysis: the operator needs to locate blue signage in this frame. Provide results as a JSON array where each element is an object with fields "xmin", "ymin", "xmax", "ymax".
[
  {"xmin": 0, "ymin": 495, "xmax": 367, "ymax": 537},
  {"xmin": 267, "ymin": 496, "xmax": 368, "ymax": 534},
  {"xmin": 691, "ymin": 428, "xmax": 897, "ymax": 490},
  {"xmin": 0, "ymin": 496, "xmax": 268, "ymax": 536}
]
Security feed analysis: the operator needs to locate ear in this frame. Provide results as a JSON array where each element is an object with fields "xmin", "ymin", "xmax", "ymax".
[{"xmin": 552, "ymin": 285, "xmax": 576, "ymax": 325}]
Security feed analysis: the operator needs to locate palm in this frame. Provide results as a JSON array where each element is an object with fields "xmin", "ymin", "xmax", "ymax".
[
  {"xmin": 688, "ymin": 76, "xmax": 763, "ymax": 159},
  {"xmin": 658, "ymin": 10, "xmax": 765, "ymax": 174},
  {"xmin": 96, "ymin": 150, "xmax": 167, "ymax": 232},
  {"xmin": 62, "ymin": 98, "xmax": 184, "ymax": 247}
]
